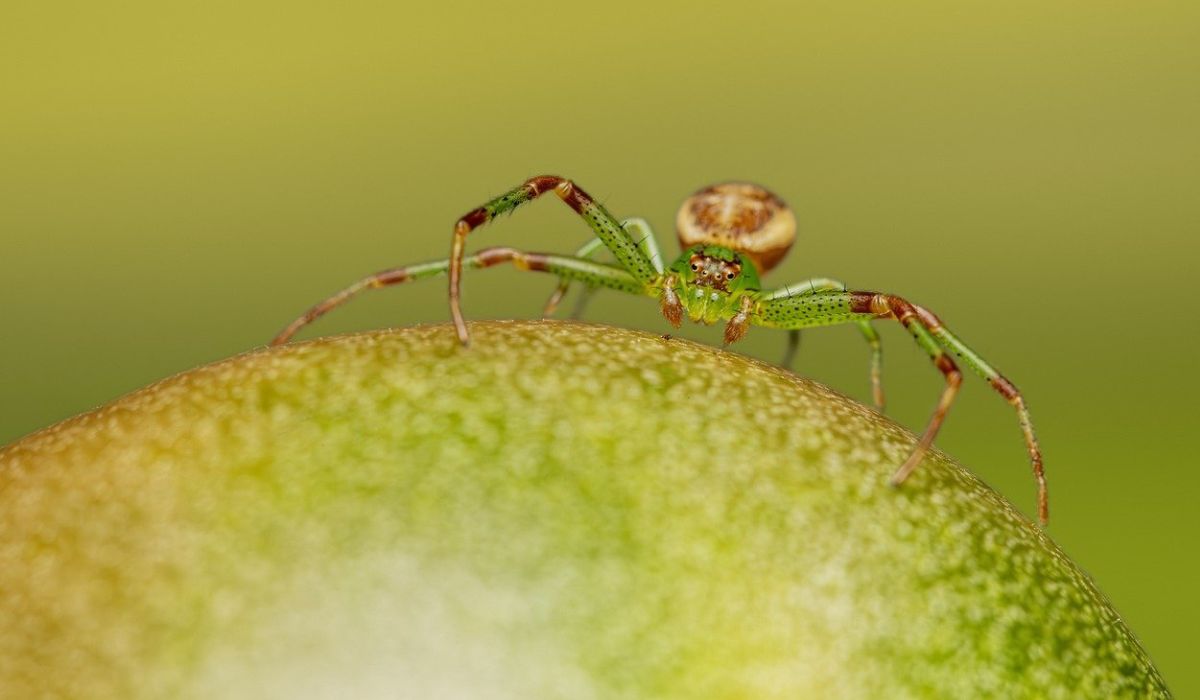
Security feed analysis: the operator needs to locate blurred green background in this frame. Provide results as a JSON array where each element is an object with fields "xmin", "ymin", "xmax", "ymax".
[{"xmin": 2, "ymin": 0, "xmax": 1195, "ymax": 692}]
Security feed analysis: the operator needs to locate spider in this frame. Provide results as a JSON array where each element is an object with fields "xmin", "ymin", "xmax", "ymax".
[{"xmin": 272, "ymin": 176, "xmax": 1048, "ymax": 525}]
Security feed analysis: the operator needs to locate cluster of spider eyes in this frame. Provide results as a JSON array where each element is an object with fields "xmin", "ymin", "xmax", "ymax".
[{"xmin": 689, "ymin": 262, "xmax": 738, "ymax": 281}]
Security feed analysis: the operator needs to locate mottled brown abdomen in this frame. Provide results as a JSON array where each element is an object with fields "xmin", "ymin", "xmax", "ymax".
[{"xmin": 676, "ymin": 182, "xmax": 797, "ymax": 273}]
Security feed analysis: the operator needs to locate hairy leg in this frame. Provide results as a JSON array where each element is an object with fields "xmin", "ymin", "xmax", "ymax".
[
  {"xmin": 272, "ymin": 248, "xmax": 645, "ymax": 346},
  {"xmin": 755, "ymin": 290, "xmax": 1047, "ymax": 525},
  {"xmin": 542, "ymin": 238, "xmax": 605, "ymax": 318},
  {"xmin": 763, "ymin": 278, "xmax": 885, "ymax": 410},
  {"xmin": 450, "ymin": 176, "xmax": 659, "ymax": 345},
  {"xmin": 542, "ymin": 218, "xmax": 666, "ymax": 318},
  {"xmin": 911, "ymin": 303, "xmax": 1048, "ymax": 525}
]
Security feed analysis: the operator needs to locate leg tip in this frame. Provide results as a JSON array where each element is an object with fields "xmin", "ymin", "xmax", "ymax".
[
  {"xmin": 890, "ymin": 453, "xmax": 923, "ymax": 487},
  {"xmin": 451, "ymin": 312, "xmax": 471, "ymax": 347}
]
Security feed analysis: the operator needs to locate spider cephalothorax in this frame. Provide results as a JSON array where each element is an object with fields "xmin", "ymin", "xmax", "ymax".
[
  {"xmin": 657, "ymin": 244, "xmax": 758, "ymax": 328},
  {"xmin": 680, "ymin": 248, "xmax": 749, "ymax": 292},
  {"xmin": 273, "ymin": 174, "xmax": 1050, "ymax": 526},
  {"xmin": 664, "ymin": 245, "xmax": 762, "ymax": 328}
]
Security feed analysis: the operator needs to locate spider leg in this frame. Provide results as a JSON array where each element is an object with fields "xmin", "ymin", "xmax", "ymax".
[
  {"xmin": 450, "ymin": 176, "xmax": 660, "ymax": 345},
  {"xmin": 567, "ymin": 286, "xmax": 597, "ymax": 320},
  {"xmin": 911, "ymin": 302, "xmax": 1048, "ymax": 525},
  {"xmin": 271, "ymin": 248, "xmax": 645, "ymax": 346},
  {"xmin": 542, "ymin": 238, "xmax": 605, "ymax": 318},
  {"xmin": 754, "ymin": 290, "xmax": 1047, "ymax": 526},
  {"xmin": 625, "ymin": 218, "xmax": 667, "ymax": 275},
  {"xmin": 763, "ymin": 278, "xmax": 886, "ymax": 410},
  {"xmin": 542, "ymin": 218, "xmax": 665, "ymax": 318},
  {"xmin": 781, "ymin": 330, "xmax": 801, "ymax": 370}
]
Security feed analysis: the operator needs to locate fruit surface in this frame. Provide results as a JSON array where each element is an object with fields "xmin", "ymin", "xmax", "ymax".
[{"xmin": 0, "ymin": 321, "xmax": 1169, "ymax": 698}]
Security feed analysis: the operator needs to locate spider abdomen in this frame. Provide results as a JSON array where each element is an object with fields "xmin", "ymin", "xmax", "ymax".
[{"xmin": 676, "ymin": 182, "xmax": 797, "ymax": 274}]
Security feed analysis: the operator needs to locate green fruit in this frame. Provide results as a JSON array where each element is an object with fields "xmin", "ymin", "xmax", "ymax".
[{"xmin": 0, "ymin": 321, "xmax": 1169, "ymax": 698}]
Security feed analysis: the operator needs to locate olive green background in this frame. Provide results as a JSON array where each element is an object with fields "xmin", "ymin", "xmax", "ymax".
[{"xmin": 1, "ymin": 0, "xmax": 1195, "ymax": 693}]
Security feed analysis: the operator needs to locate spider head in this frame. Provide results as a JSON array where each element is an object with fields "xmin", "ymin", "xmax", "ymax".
[
  {"xmin": 671, "ymin": 245, "xmax": 761, "ymax": 293},
  {"xmin": 676, "ymin": 182, "xmax": 796, "ymax": 274}
]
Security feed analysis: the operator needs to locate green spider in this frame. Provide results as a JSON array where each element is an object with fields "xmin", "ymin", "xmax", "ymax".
[{"xmin": 272, "ymin": 176, "xmax": 1048, "ymax": 525}]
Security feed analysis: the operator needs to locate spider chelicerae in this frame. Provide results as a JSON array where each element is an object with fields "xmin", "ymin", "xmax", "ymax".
[{"xmin": 273, "ymin": 176, "xmax": 1048, "ymax": 525}]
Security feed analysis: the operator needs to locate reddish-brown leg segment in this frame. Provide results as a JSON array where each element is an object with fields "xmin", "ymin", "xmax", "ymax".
[
  {"xmin": 272, "ymin": 267, "xmax": 411, "ymax": 346},
  {"xmin": 864, "ymin": 295, "xmax": 964, "ymax": 486},
  {"xmin": 271, "ymin": 247, "xmax": 644, "ymax": 346},
  {"xmin": 449, "ymin": 176, "xmax": 658, "ymax": 346},
  {"xmin": 911, "ymin": 302, "xmax": 1048, "ymax": 524},
  {"xmin": 859, "ymin": 293, "xmax": 1048, "ymax": 525}
]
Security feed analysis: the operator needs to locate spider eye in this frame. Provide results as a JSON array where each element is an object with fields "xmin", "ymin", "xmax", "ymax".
[
  {"xmin": 726, "ymin": 273, "xmax": 735, "ymax": 280},
  {"xmin": 690, "ymin": 264, "xmax": 699, "ymax": 271}
]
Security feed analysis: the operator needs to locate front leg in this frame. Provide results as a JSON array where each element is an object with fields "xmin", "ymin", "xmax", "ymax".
[
  {"xmin": 271, "ymin": 248, "xmax": 646, "ymax": 345},
  {"xmin": 542, "ymin": 218, "xmax": 666, "ymax": 318},
  {"xmin": 763, "ymin": 279, "xmax": 885, "ymax": 410},
  {"xmin": 755, "ymin": 290, "xmax": 1048, "ymax": 526},
  {"xmin": 450, "ymin": 176, "xmax": 660, "ymax": 345}
]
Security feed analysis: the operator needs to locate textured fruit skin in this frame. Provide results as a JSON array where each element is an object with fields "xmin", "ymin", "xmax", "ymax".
[{"xmin": 0, "ymin": 321, "xmax": 1169, "ymax": 698}]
